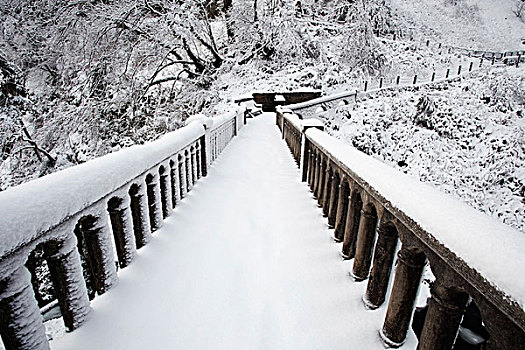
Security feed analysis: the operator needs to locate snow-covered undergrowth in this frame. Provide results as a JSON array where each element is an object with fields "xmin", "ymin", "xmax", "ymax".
[{"xmin": 321, "ymin": 66, "xmax": 525, "ymax": 232}]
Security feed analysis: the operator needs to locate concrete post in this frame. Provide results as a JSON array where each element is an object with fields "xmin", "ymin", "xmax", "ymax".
[
  {"xmin": 107, "ymin": 197, "xmax": 137, "ymax": 268},
  {"xmin": 129, "ymin": 183, "xmax": 152, "ymax": 249}
]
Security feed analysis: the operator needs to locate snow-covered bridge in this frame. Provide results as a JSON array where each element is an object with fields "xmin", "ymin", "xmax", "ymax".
[{"xmin": 1, "ymin": 107, "xmax": 525, "ymax": 350}]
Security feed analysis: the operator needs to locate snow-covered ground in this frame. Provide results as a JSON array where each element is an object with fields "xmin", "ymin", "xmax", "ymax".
[{"xmin": 47, "ymin": 113, "xmax": 417, "ymax": 349}]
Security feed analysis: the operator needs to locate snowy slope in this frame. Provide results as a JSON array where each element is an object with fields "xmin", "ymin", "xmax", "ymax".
[{"xmin": 390, "ymin": 0, "xmax": 525, "ymax": 50}]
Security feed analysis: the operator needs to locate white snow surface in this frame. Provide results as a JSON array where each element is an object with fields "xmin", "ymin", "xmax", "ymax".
[
  {"xmin": 50, "ymin": 113, "xmax": 417, "ymax": 349},
  {"xmin": 306, "ymin": 128, "xmax": 525, "ymax": 309},
  {"xmin": 0, "ymin": 122, "xmax": 205, "ymax": 258}
]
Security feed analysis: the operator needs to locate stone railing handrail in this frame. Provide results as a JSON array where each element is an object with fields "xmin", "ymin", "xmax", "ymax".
[
  {"xmin": 0, "ymin": 105, "xmax": 245, "ymax": 349},
  {"xmin": 277, "ymin": 107, "xmax": 525, "ymax": 349}
]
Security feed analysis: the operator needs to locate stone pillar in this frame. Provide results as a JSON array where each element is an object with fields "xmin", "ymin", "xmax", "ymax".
[
  {"xmin": 333, "ymin": 183, "xmax": 349, "ymax": 242},
  {"xmin": 341, "ymin": 192, "xmax": 363, "ymax": 259},
  {"xmin": 80, "ymin": 215, "xmax": 118, "ymax": 295},
  {"xmin": 170, "ymin": 160, "xmax": 180, "ymax": 208},
  {"xmin": 307, "ymin": 149, "xmax": 314, "ymax": 188},
  {"xmin": 381, "ymin": 246, "xmax": 426, "ymax": 347},
  {"xmin": 314, "ymin": 156, "xmax": 323, "ymax": 199},
  {"xmin": 178, "ymin": 154, "xmax": 187, "ymax": 199},
  {"xmin": 44, "ymin": 236, "xmax": 92, "ymax": 331},
  {"xmin": 0, "ymin": 265, "xmax": 49, "ymax": 350},
  {"xmin": 191, "ymin": 147, "xmax": 197, "ymax": 185},
  {"xmin": 159, "ymin": 167, "xmax": 173, "ymax": 219},
  {"xmin": 320, "ymin": 167, "xmax": 331, "ymax": 211},
  {"xmin": 146, "ymin": 174, "xmax": 163, "ymax": 232},
  {"xmin": 195, "ymin": 142, "xmax": 202, "ymax": 180},
  {"xmin": 316, "ymin": 161, "xmax": 326, "ymax": 206},
  {"xmin": 107, "ymin": 197, "xmax": 137, "ymax": 268},
  {"xmin": 352, "ymin": 206, "xmax": 378, "ymax": 281},
  {"xmin": 364, "ymin": 225, "xmax": 398, "ymax": 309},
  {"xmin": 200, "ymin": 136, "xmax": 208, "ymax": 177},
  {"xmin": 418, "ymin": 281, "xmax": 469, "ymax": 350},
  {"xmin": 129, "ymin": 183, "xmax": 152, "ymax": 249},
  {"xmin": 327, "ymin": 174, "xmax": 340, "ymax": 228},
  {"xmin": 301, "ymin": 141, "xmax": 309, "ymax": 182},
  {"xmin": 185, "ymin": 150, "xmax": 193, "ymax": 192},
  {"xmin": 310, "ymin": 152, "xmax": 318, "ymax": 192}
]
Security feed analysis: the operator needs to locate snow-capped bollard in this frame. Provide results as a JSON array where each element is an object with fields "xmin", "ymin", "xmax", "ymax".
[
  {"xmin": 381, "ymin": 246, "xmax": 426, "ymax": 347},
  {"xmin": 77, "ymin": 215, "xmax": 118, "ymax": 295},
  {"xmin": 158, "ymin": 165, "xmax": 173, "ymax": 219},
  {"xmin": 178, "ymin": 153, "xmax": 188, "ymax": 199},
  {"xmin": 44, "ymin": 235, "xmax": 92, "ymax": 331},
  {"xmin": 107, "ymin": 197, "xmax": 137, "ymax": 268},
  {"xmin": 364, "ymin": 224, "xmax": 398, "ymax": 309},
  {"xmin": 145, "ymin": 173, "xmax": 163, "ymax": 232},
  {"xmin": 0, "ymin": 265, "xmax": 50, "ymax": 350},
  {"xmin": 418, "ymin": 281, "xmax": 469, "ymax": 350},
  {"xmin": 352, "ymin": 204, "xmax": 379, "ymax": 281},
  {"xmin": 129, "ymin": 183, "xmax": 152, "ymax": 249}
]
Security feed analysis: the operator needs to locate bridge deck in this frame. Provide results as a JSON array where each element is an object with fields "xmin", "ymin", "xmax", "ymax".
[{"xmin": 51, "ymin": 113, "xmax": 416, "ymax": 349}]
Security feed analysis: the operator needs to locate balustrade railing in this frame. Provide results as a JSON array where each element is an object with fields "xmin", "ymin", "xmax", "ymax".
[
  {"xmin": 278, "ymin": 107, "xmax": 525, "ymax": 349},
  {"xmin": 0, "ymin": 106, "xmax": 245, "ymax": 349}
]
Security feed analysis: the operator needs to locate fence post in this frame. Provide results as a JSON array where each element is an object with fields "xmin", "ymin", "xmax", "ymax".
[
  {"xmin": 379, "ymin": 77, "xmax": 383, "ymax": 89},
  {"xmin": 412, "ymin": 75, "xmax": 417, "ymax": 85},
  {"xmin": 457, "ymin": 65, "xmax": 462, "ymax": 75},
  {"xmin": 364, "ymin": 81, "xmax": 368, "ymax": 92},
  {"xmin": 396, "ymin": 76, "xmax": 400, "ymax": 85},
  {"xmin": 446, "ymin": 68, "xmax": 450, "ymax": 78},
  {"xmin": 469, "ymin": 62, "xmax": 473, "ymax": 72},
  {"xmin": 480, "ymin": 58, "xmax": 483, "ymax": 67},
  {"xmin": 517, "ymin": 54, "xmax": 521, "ymax": 68},
  {"xmin": 431, "ymin": 72, "xmax": 435, "ymax": 82}
]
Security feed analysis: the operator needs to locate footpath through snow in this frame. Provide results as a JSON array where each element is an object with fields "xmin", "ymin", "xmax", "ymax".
[{"xmin": 50, "ymin": 113, "xmax": 417, "ymax": 349}]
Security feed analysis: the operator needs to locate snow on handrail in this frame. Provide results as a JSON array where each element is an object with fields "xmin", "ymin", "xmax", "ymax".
[
  {"xmin": 0, "ymin": 106, "xmax": 245, "ymax": 349},
  {"xmin": 278, "ymin": 108, "xmax": 525, "ymax": 348}
]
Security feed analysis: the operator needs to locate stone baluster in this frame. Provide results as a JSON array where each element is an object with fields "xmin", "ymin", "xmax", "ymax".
[
  {"xmin": 191, "ymin": 147, "xmax": 198, "ymax": 187},
  {"xmin": 321, "ymin": 167, "xmax": 332, "ymax": 215},
  {"xmin": 381, "ymin": 246, "xmax": 426, "ymax": 347},
  {"xmin": 107, "ymin": 197, "xmax": 137, "ymax": 268},
  {"xmin": 178, "ymin": 153, "xmax": 187, "ymax": 199},
  {"xmin": 327, "ymin": 173, "xmax": 340, "ymax": 228},
  {"xmin": 333, "ymin": 181, "xmax": 349, "ymax": 242},
  {"xmin": 129, "ymin": 183, "xmax": 152, "ymax": 249},
  {"xmin": 159, "ymin": 166, "xmax": 173, "ymax": 219},
  {"xmin": 78, "ymin": 215, "xmax": 118, "ymax": 295},
  {"xmin": 341, "ymin": 192, "xmax": 363, "ymax": 259},
  {"xmin": 364, "ymin": 224, "xmax": 398, "ymax": 308},
  {"xmin": 418, "ymin": 280, "xmax": 469, "ymax": 350},
  {"xmin": 195, "ymin": 142, "xmax": 202, "ymax": 180},
  {"xmin": 145, "ymin": 173, "xmax": 163, "ymax": 232},
  {"xmin": 185, "ymin": 149, "xmax": 193, "ymax": 192},
  {"xmin": 0, "ymin": 265, "xmax": 49, "ymax": 350},
  {"xmin": 44, "ymin": 235, "xmax": 92, "ymax": 331},
  {"xmin": 316, "ymin": 160, "xmax": 326, "ymax": 204},
  {"xmin": 352, "ymin": 205, "xmax": 379, "ymax": 281},
  {"xmin": 170, "ymin": 160, "xmax": 180, "ymax": 208}
]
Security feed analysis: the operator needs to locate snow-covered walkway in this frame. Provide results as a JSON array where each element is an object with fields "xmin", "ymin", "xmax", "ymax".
[{"xmin": 50, "ymin": 113, "xmax": 416, "ymax": 349}]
